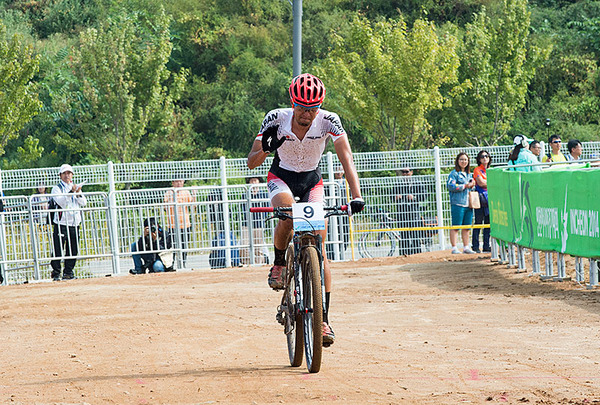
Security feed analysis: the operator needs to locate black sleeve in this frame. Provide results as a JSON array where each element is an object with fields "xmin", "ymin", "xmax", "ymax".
[{"xmin": 136, "ymin": 236, "xmax": 145, "ymax": 252}]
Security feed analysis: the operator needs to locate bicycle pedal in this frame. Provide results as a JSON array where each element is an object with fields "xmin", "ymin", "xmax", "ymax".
[{"xmin": 276, "ymin": 312, "xmax": 285, "ymax": 325}]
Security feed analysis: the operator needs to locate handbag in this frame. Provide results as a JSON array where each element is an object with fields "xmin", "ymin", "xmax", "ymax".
[
  {"xmin": 158, "ymin": 251, "xmax": 174, "ymax": 269},
  {"xmin": 468, "ymin": 190, "xmax": 481, "ymax": 209}
]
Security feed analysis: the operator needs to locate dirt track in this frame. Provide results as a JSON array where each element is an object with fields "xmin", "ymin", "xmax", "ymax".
[{"xmin": 1, "ymin": 252, "xmax": 600, "ymax": 404}]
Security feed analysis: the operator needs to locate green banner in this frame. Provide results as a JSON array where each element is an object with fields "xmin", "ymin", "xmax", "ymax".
[{"xmin": 487, "ymin": 166, "xmax": 600, "ymax": 258}]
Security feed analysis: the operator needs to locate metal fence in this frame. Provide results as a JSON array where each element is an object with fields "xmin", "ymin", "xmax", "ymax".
[{"xmin": 2, "ymin": 142, "xmax": 600, "ymax": 285}]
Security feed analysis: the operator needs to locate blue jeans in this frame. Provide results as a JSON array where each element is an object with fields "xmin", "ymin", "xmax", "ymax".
[
  {"xmin": 472, "ymin": 208, "xmax": 490, "ymax": 251},
  {"xmin": 131, "ymin": 243, "xmax": 165, "ymax": 273}
]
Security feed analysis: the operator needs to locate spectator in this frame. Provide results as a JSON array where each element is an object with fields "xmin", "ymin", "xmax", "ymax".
[
  {"xmin": 508, "ymin": 135, "xmax": 542, "ymax": 172},
  {"xmin": 542, "ymin": 134, "xmax": 566, "ymax": 163},
  {"xmin": 394, "ymin": 168, "xmax": 425, "ymax": 255},
  {"xmin": 164, "ymin": 178, "xmax": 195, "ymax": 268},
  {"xmin": 566, "ymin": 139, "xmax": 583, "ymax": 161},
  {"xmin": 241, "ymin": 176, "xmax": 270, "ymax": 265},
  {"xmin": 130, "ymin": 217, "xmax": 172, "ymax": 274},
  {"xmin": 207, "ymin": 187, "xmax": 225, "ymax": 235},
  {"xmin": 529, "ymin": 140, "xmax": 542, "ymax": 158},
  {"xmin": 32, "ymin": 183, "xmax": 49, "ymax": 224},
  {"xmin": 446, "ymin": 153, "xmax": 476, "ymax": 255},
  {"xmin": 472, "ymin": 151, "xmax": 491, "ymax": 253},
  {"xmin": 50, "ymin": 164, "xmax": 87, "ymax": 281}
]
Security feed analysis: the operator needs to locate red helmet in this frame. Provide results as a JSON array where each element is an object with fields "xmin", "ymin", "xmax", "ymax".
[{"xmin": 288, "ymin": 73, "xmax": 326, "ymax": 108}]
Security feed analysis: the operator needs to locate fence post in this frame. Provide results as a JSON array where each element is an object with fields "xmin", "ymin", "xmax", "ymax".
[
  {"xmin": 556, "ymin": 253, "xmax": 568, "ymax": 280},
  {"xmin": 516, "ymin": 245, "xmax": 526, "ymax": 273},
  {"xmin": 575, "ymin": 257, "xmax": 584, "ymax": 283},
  {"xmin": 107, "ymin": 162, "xmax": 121, "ymax": 275},
  {"xmin": 541, "ymin": 251, "xmax": 554, "ymax": 280},
  {"xmin": 490, "ymin": 238, "xmax": 499, "ymax": 262},
  {"xmin": 27, "ymin": 196, "xmax": 41, "ymax": 280},
  {"xmin": 531, "ymin": 250, "xmax": 541, "ymax": 274},
  {"xmin": 220, "ymin": 156, "xmax": 232, "ymax": 268},
  {"xmin": 507, "ymin": 243, "xmax": 516, "ymax": 268},
  {"xmin": 171, "ymin": 188, "xmax": 184, "ymax": 269},
  {"xmin": 433, "ymin": 146, "xmax": 445, "ymax": 250},
  {"xmin": 246, "ymin": 187, "xmax": 255, "ymax": 265},
  {"xmin": 0, "ymin": 170, "xmax": 8, "ymax": 285},
  {"xmin": 326, "ymin": 152, "xmax": 340, "ymax": 261},
  {"xmin": 497, "ymin": 240, "xmax": 507, "ymax": 264},
  {"xmin": 588, "ymin": 259, "xmax": 598, "ymax": 288}
]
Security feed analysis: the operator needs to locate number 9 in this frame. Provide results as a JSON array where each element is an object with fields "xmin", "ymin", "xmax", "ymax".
[{"xmin": 304, "ymin": 206, "xmax": 314, "ymax": 218}]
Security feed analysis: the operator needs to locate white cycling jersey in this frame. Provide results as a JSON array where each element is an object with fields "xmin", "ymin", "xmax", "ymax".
[{"xmin": 256, "ymin": 108, "xmax": 346, "ymax": 172}]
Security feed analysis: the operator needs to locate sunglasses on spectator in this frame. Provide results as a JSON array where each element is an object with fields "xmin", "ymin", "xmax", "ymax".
[
  {"xmin": 401, "ymin": 170, "xmax": 411, "ymax": 174},
  {"xmin": 552, "ymin": 140, "xmax": 562, "ymax": 144},
  {"xmin": 481, "ymin": 155, "xmax": 489, "ymax": 158}
]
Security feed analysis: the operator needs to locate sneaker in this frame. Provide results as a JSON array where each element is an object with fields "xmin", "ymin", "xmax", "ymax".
[
  {"xmin": 52, "ymin": 277, "xmax": 61, "ymax": 282},
  {"xmin": 463, "ymin": 247, "xmax": 476, "ymax": 254},
  {"xmin": 62, "ymin": 275, "xmax": 77, "ymax": 280},
  {"xmin": 322, "ymin": 322, "xmax": 335, "ymax": 347},
  {"xmin": 268, "ymin": 265, "xmax": 285, "ymax": 290},
  {"xmin": 473, "ymin": 248, "xmax": 481, "ymax": 253},
  {"xmin": 451, "ymin": 246, "xmax": 461, "ymax": 254},
  {"xmin": 482, "ymin": 247, "xmax": 491, "ymax": 253}
]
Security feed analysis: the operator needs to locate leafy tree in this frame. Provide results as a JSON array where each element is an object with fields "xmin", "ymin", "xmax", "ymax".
[
  {"xmin": 319, "ymin": 15, "xmax": 460, "ymax": 150},
  {"xmin": 0, "ymin": 22, "xmax": 41, "ymax": 156},
  {"xmin": 435, "ymin": 0, "xmax": 549, "ymax": 146},
  {"xmin": 62, "ymin": 9, "xmax": 188, "ymax": 163}
]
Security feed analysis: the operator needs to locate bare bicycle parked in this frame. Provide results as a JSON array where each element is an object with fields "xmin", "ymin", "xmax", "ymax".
[{"xmin": 358, "ymin": 207, "xmax": 436, "ymax": 258}]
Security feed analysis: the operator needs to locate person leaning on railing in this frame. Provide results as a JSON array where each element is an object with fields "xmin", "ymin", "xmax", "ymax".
[
  {"xmin": 508, "ymin": 135, "xmax": 542, "ymax": 172},
  {"xmin": 542, "ymin": 134, "xmax": 567, "ymax": 163}
]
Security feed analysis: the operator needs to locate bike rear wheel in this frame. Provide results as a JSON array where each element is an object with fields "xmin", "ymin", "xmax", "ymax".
[
  {"xmin": 285, "ymin": 245, "xmax": 303, "ymax": 367},
  {"xmin": 301, "ymin": 245, "xmax": 323, "ymax": 373},
  {"xmin": 359, "ymin": 231, "xmax": 396, "ymax": 258}
]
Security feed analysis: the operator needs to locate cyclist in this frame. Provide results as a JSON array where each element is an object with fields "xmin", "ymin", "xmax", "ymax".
[{"xmin": 247, "ymin": 73, "xmax": 365, "ymax": 346}]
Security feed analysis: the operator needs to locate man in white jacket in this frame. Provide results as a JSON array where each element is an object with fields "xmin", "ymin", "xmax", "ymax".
[{"xmin": 50, "ymin": 164, "xmax": 87, "ymax": 281}]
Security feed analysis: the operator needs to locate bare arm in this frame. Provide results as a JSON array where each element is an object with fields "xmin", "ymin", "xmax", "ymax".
[
  {"xmin": 334, "ymin": 137, "xmax": 362, "ymax": 199},
  {"xmin": 475, "ymin": 175, "xmax": 487, "ymax": 188},
  {"xmin": 247, "ymin": 139, "xmax": 270, "ymax": 170}
]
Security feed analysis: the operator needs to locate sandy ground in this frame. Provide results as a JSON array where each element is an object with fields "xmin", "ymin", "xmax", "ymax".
[{"xmin": 1, "ymin": 251, "xmax": 600, "ymax": 405}]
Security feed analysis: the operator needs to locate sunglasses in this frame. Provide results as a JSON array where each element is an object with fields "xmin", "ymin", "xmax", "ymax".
[
  {"xmin": 481, "ymin": 155, "xmax": 489, "ymax": 158},
  {"xmin": 401, "ymin": 170, "xmax": 411, "ymax": 174},
  {"xmin": 552, "ymin": 140, "xmax": 562, "ymax": 144},
  {"xmin": 294, "ymin": 104, "xmax": 321, "ymax": 114}
]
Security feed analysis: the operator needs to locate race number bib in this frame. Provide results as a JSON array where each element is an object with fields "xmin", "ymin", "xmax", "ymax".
[{"xmin": 292, "ymin": 203, "xmax": 325, "ymax": 231}]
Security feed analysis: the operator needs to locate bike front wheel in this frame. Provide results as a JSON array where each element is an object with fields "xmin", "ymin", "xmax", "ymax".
[
  {"xmin": 359, "ymin": 231, "xmax": 396, "ymax": 258},
  {"xmin": 301, "ymin": 245, "xmax": 323, "ymax": 373},
  {"xmin": 285, "ymin": 245, "xmax": 303, "ymax": 367}
]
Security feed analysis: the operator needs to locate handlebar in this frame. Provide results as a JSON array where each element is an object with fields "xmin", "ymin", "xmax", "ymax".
[
  {"xmin": 250, "ymin": 205, "xmax": 348, "ymax": 221},
  {"xmin": 250, "ymin": 205, "xmax": 348, "ymax": 213}
]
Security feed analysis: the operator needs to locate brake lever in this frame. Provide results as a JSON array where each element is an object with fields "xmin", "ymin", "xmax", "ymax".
[{"xmin": 267, "ymin": 212, "xmax": 293, "ymax": 221}]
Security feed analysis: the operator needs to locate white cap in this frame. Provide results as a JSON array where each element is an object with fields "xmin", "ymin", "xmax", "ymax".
[
  {"xmin": 513, "ymin": 135, "xmax": 533, "ymax": 147},
  {"xmin": 59, "ymin": 164, "xmax": 74, "ymax": 175}
]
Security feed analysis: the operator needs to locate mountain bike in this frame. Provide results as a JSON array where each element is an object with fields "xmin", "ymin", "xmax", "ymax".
[
  {"xmin": 250, "ymin": 204, "xmax": 348, "ymax": 373},
  {"xmin": 358, "ymin": 207, "xmax": 436, "ymax": 258}
]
